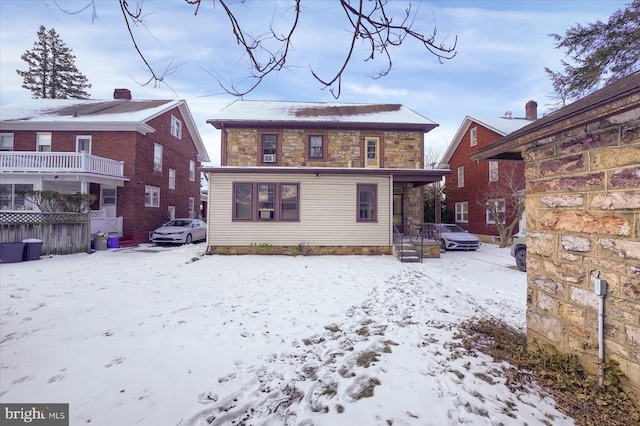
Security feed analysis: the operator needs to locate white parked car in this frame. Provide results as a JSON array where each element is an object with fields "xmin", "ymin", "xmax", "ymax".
[
  {"xmin": 436, "ymin": 223, "xmax": 481, "ymax": 251},
  {"xmin": 150, "ymin": 219, "xmax": 207, "ymax": 244}
]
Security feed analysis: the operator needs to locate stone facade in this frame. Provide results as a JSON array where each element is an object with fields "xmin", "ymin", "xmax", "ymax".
[
  {"xmin": 524, "ymin": 108, "xmax": 640, "ymax": 397},
  {"xmin": 207, "ymin": 245, "xmax": 391, "ymax": 256}
]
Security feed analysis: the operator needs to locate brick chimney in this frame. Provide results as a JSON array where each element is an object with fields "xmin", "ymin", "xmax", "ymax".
[
  {"xmin": 525, "ymin": 100, "xmax": 537, "ymax": 120},
  {"xmin": 114, "ymin": 88, "xmax": 132, "ymax": 100}
]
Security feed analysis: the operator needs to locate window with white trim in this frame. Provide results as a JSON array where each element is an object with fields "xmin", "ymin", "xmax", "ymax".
[
  {"xmin": 486, "ymin": 198, "xmax": 506, "ymax": 224},
  {"xmin": 76, "ymin": 135, "xmax": 92, "ymax": 153},
  {"xmin": 189, "ymin": 160, "xmax": 196, "ymax": 181},
  {"xmin": 489, "ymin": 161, "xmax": 499, "ymax": 182},
  {"xmin": 455, "ymin": 201, "xmax": 468, "ymax": 223},
  {"xmin": 170, "ymin": 115, "xmax": 182, "ymax": 139},
  {"xmin": 169, "ymin": 169, "xmax": 176, "ymax": 189},
  {"xmin": 188, "ymin": 197, "xmax": 195, "ymax": 218},
  {"xmin": 457, "ymin": 166, "xmax": 464, "ymax": 188},
  {"xmin": 145, "ymin": 185, "xmax": 160, "ymax": 207},
  {"xmin": 470, "ymin": 127, "xmax": 477, "ymax": 147},
  {"xmin": 0, "ymin": 133, "xmax": 14, "ymax": 151},
  {"xmin": 37, "ymin": 132, "xmax": 51, "ymax": 152},
  {"xmin": 154, "ymin": 144, "xmax": 163, "ymax": 171}
]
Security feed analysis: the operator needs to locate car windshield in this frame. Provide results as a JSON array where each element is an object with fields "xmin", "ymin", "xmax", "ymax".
[
  {"xmin": 167, "ymin": 220, "xmax": 191, "ymax": 227},
  {"xmin": 442, "ymin": 225, "xmax": 465, "ymax": 233}
]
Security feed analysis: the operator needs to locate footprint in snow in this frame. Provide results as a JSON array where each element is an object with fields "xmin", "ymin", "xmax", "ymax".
[
  {"xmin": 105, "ymin": 356, "xmax": 125, "ymax": 368},
  {"xmin": 48, "ymin": 374, "xmax": 65, "ymax": 383}
]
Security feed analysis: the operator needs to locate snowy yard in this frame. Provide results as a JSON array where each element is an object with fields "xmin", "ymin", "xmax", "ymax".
[{"xmin": 0, "ymin": 243, "xmax": 574, "ymax": 426}]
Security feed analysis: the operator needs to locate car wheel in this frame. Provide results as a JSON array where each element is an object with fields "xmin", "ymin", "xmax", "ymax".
[
  {"xmin": 516, "ymin": 249, "xmax": 526, "ymax": 272},
  {"xmin": 185, "ymin": 234, "xmax": 193, "ymax": 244},
  {"xmin": 440, "ymin": 239, "xmax": 447, "ymax": 251}
]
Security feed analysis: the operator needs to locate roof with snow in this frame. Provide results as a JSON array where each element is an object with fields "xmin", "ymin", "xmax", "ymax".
[
  {"xmin": 440, "ymin": 115, "xmax": 532, "ymax": 165},
  {"xmin": 207, "ymin": 100, "xmax": 438, "ymax": 132},
  {"xmin": 0, "ymin": 98, "xmax": 210, "ymax": 162}
]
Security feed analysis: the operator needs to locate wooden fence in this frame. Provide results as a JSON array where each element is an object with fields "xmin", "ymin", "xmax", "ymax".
[{"xmin": 0, "ymin": 211, "xmax": 91, "ymax": 255}]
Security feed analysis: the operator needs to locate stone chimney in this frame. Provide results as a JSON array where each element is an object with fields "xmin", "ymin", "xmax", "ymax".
[
  {"xmin": 525, "ymin": 100, "xmax": 537, "ymax": 120},
  {"xmin": 114, "ymin": 88, "xmax": 132, "ymax": 100}
]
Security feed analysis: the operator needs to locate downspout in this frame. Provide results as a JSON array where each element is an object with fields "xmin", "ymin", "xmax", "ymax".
[{"xmin": 593, "ymin": 271, "xmax": 608, "ymax": 386}]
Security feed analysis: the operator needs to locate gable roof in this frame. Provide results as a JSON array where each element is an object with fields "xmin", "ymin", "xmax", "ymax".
[
  {"xmin": 472, "ymin": 72, "xmax": 640, "ymax": 161},
  {"xmin": 440, "ymin": 115, "xmax": 532, "ymax": 165},
  {"xmin": 0, "ymin": 99, "xmax": 210, "ymax": 162},
  {"xmin": 207, "ymin": 100, "xmax": 438, "ymax": 132}
]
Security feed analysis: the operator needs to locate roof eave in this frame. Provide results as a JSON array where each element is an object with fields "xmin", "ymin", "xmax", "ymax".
[
  {"xmin": 0, "ymin": 121, "xmax": 156, "ymax": 134},
  {"xmin": 207, "ymin": 119, "xmax": 437, "ymax": 133}
]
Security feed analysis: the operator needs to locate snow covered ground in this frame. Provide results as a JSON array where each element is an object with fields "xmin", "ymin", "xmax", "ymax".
[{"xmin": 0, "ymin": 243, "xmax": 574, "ymax": 426}]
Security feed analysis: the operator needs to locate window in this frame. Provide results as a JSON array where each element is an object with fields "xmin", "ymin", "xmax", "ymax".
[
  {"xmin": 309, "ymin": 135, "xmax": 323, "ymax": 159},
  {"xmin": 188, "ymin": 197, "xmax": 195, "ymax": 218},
  {"xmin": 154, "ymin": 144, "xmax": 163, "ymax": 171},
  {"xmin": 470, "ymin": 127, "xmax": 477, "ymax": 147},
  {"xmin": 233, "ymin": 183, "xmax": 253, "ymax": 220},
  {"xmin": 170, "ymin": 115, "xmax": 182, "ymax": 139},
  {"xmin": 365, "ymin": 137, "xmax": 380, "ymax": 168},
  {"xmin": 486, "ymin": 198, "xmax": 506, "ymax": 224},
  {"xmin": 0, "ymin": 133, "xmax": 14, "ymax": 151},
  {"xmin": 489, "ymin": 161, "xmax": 499, "ymax": 182},
  {"xmin": 0, "ymin": 184, "xmax": 34, "ymax": 211},
  {"xmin": 189, "ymin": 160, "xmax": 196, "ymax": 182},
  {"xmin": 37, "ymin": 132, "xmax": 51, "ymax": 152},
  {"xmin": 75, "ymin": 135, "xmax": 92, "ymax": 153},
  {"xmin": 169, "ymin": 169, "xmax": 176, "ymax": 190},
  {"xmin": 145, "ymin": 186, "xmax": 160, "ymax": 207},
  {"xmin": 101, "ymin": 188, "xmax": 116, "ymax": 206},
  {"xmin": 455, "ymin": 202, "xmax": 468, "ymax": 223},
  {"xmin": 357, "ymin": 184, "xmax": 377, "ymax": 222},
  {"xmin": 233, "ymin": 182, "xmax": 299, "ymax": 221},
  {"xmin": 262, "ymin": 134, "xmax": 277, "ymax": 163},
  {"xmin": 457, "ymin": 166, "xmax": 464, "ymax": 188}
]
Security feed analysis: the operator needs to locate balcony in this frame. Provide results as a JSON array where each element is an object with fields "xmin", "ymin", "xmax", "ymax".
[{"xmin": 0, "ymin": 152, "xmax": 125, "ymax": 177}]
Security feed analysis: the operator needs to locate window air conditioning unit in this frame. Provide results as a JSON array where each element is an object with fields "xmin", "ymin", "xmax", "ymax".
[
  {"xmin": 263, "ymin": 154, "xmax": 276, "ymax": 163},
  {"xmin": 259, "ymin": 209, "xmax": 274, "ymax": 219}
]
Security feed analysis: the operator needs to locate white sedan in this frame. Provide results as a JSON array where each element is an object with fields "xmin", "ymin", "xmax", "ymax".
[
  {"xmin": 436, "ymin": 223, "xmax": 481, "ymax": 251},
  {"xmin": 150, "ymin": 219, "xmax": 207, "ymax": 244}
]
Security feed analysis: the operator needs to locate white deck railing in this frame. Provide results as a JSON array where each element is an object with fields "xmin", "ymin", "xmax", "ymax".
[{"xmin": 0, "ymin": 152, "xmax": 124, "ymax": 177}]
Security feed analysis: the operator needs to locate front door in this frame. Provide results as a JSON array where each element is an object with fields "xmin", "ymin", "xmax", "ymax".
[{"xmin": 393, "ymin": 187, "xmax": 403, "ymax": 233}]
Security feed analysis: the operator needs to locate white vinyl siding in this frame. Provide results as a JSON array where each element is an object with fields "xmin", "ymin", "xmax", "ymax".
[{"xmin": 208, "ymin": 173, "xmax": 390, "ymax": 247}]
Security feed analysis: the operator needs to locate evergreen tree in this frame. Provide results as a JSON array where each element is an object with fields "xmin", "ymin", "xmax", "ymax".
[
  {"xmin": 17, "ymin": 25, "xmax": 91, "ymax": 99},
  {"xmin": 546, "ymin": 0, "xmax": 640, "ymax": 106}
]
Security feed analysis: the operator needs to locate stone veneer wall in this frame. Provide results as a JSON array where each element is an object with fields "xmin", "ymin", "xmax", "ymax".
[
  {"xmin": 523, "ymin": 109, "xmax": 640, "ymax": 397},
  {"xmin": 207, "ymin": 245, "xmax": 391, "ymax": 256}
]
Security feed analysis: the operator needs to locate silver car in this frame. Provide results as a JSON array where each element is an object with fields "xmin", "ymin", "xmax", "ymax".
[
  {"xmin": 436, "ymin": 224, "xmax": 481, "ymax": 251},
  {"xmin": 150, "ymin": 219, "xmax": 207, "ymax": 244}
]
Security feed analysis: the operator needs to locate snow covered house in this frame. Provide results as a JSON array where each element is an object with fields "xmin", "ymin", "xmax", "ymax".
[
  {"xmin": 440, "ymin": 102, "xmax": 536, "ymax": 241},
  {"xmin": 0, "ymin": 89, "xmax": 210, "ymax": 246},
  {"xmin": 204, "ymin": 100, "xmax": 449, "ymax": 255}
]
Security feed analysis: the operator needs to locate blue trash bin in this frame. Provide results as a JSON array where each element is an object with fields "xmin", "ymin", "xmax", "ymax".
[
  {"xmin": 22, "ymin": 238, "xmax": 43, "ymax": 261},
  {"xmin": 0, "ymin": 242, "xmax": 25, "ymax": 263}
]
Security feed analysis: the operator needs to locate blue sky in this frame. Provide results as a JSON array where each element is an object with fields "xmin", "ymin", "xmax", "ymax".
[{"xmin": 0, "ymin": 0, "xmax": 629, "ymax": 165}]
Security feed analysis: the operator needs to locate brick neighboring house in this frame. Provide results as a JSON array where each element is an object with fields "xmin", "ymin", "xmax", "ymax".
[
  {"xmin": 440, "ymin": 102, "xmax": 537, "ymax": 242},
  {"xmin": 0, "ymin": 89, "xmax": 210, "ymax": 245},
  {"xmin": 203, "ymin": 100, "xmax": 449, "ymax": 255},
  {"xmin": 473, "ymin": 72, "xmax": 640, "ymax": 397}
]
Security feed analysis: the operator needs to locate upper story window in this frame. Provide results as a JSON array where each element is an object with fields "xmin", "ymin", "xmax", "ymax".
[
  {"xmin": 169, "ymin": 169, "xmax": 176, "ymax": 190},
  {"xmin": 76, "ymin": 135, "xmax": 92, "ymax": 153},
  {"xmin": 37, "ymin": 132, "xmax": 51, "ymax": 152},
  {"xmin": 489, "ymin": 161, "xmax": 499, "ymax": 182},
  {"xmin": 357, "ymin": 184, "xmax": 377, "ymax": 222},
  {"xmin": 145, "ymin": 185, "xmax": 160, "ymax": 207},
  {"xmin": 365, "ymin": 137, "xmax": 380, "ymax": 168},
  {"xmin": 170, "ymin": 115, "xmax": 182, "ymax": 139},
  {"xmin": 309, "ymin": 135, "xmax": 323, "ymax": 159},
  {"xmin": 470, "ymin": 127, "xmax": 477, "ymax": 147},
  {"xmin": 189, "ymin": 160, "xmax": 196, "ymax": 181},
  {"xmin": 154, "ymin": 143, "xmax": 163, "ymax": 171},
  {"xmin": 0, "ymin": 133, "xmax": 14, "ymax": 151},
  {"xmin": 262, "ymin": 134, "xmax": 277, "ymax": 164},
  {"xmin": 457, "ymin": 166, "xmax": 465, "ymax": 188},
  {"xmin": 455, "ymin": 201, "xmax": 468, "ymax": 223}
]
